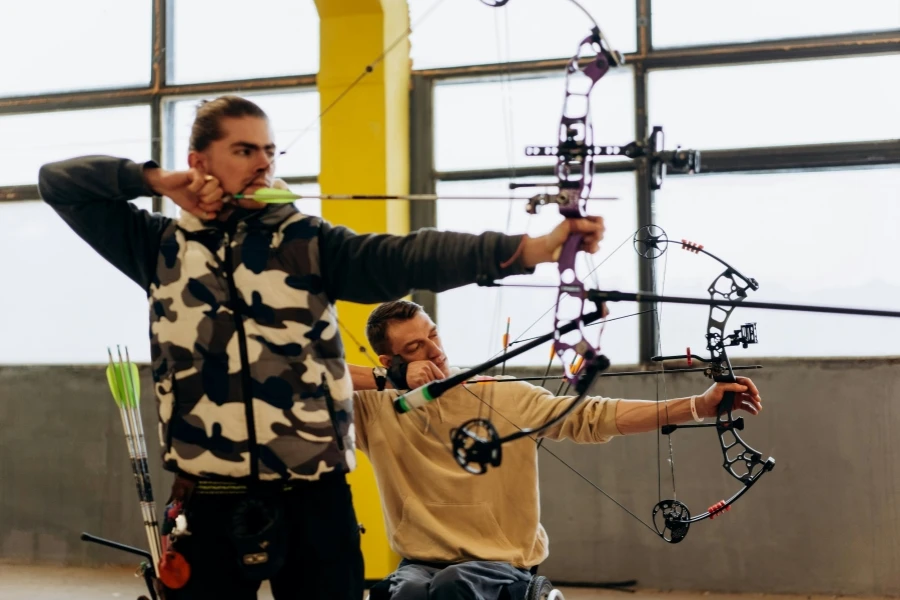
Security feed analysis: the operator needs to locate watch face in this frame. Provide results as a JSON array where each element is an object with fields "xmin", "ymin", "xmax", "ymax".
[{"xmin": 373, "ymin": 367, "xmax": 387, "ymax": 377}]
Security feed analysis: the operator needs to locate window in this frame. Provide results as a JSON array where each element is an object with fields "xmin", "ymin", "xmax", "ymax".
[
  {"xmin": 170, "ymin": 0, "xmax": 319, "ymax": 84},
  {"xmin": 648, "ymin": 55, "xmax": 900, "ymax": 151},
  {"xmin": 0, "ymin": 199, "xmax": 154, "ymax": 364},
  {"xmin": 652, "ymin": 167, "xmax": 900, "ymax": 358},
  {"xmin": 652, "ymin": 0, "xmax": 900, "ymax": 48},
  {"xmin": 2, "ymin": 182, "xmax": 318, "ymax": 364},
  {"xmin": 409, "ymin": 0, "xmax": 636, "ymax": 69},
  {"xmin": 289, "ymin": 183, "xmax": 322, "ymax": 218},
  {"xmin": 0, "ymin": 106, "xmax": 151, "ymax": 186},
  {"xmin": 434, "ymin": 68, "xmax": 635, "ymax": 173},
  {"xmin": 434, "ymin": 173, "xmax": 639, "ymax": 368},
  {"xmin": 0, "ymin": 1, "xmax": 151, "ymax": 97}
]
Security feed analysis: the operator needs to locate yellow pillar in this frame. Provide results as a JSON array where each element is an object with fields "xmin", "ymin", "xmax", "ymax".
[{"xmin": 315, "ymin": 0, "xmax": 408, "ymax": 581}]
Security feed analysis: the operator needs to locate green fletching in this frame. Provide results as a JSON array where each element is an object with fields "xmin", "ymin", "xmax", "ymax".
[
  {"xmin": 124, "ymin": 361, "xmax": 140, "ymax": 407},
  {"xmin": 250, "ymin": 188, "xmax": 297, "ymax": 203},
  {"xmin": 106, "ymin": 360, "xmax": 140, "ymax": 408},
  {"xmin": 105, "ymin": 362, "xmax": 126, "ymax": 406}
]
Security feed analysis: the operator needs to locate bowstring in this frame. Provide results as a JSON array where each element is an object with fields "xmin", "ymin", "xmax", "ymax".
[
  {"xmin": 276, "ymin": 0, "xmax": 452, "ymax": 159},
  {"xmin": 484, "ymin": 229, "xmax": 635, "ymax": 364},
  {"xmin": 307, "ymin": 1, "xmax": 661, "ymax": 531},
  {"xmin": 460, "ymin": 380, "xmax": 657, "ymax": 533},
  {"xmin": 486, "ymin": 229, "xmax": 633, "ymax": 456},
  {"xmin": 479, "ymin": 4, "xmax": 519, "ymax": 428},
  {"xmin": 219, "ymin": 0, "xmax": 452, "ymax": 204},
  {"xmin": 655, "ymin": 249, "xmax": 675, "ymax": 503}
]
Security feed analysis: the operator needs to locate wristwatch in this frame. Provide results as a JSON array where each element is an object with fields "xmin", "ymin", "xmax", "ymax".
[{"xmin": 372, "ymin": 367, "xmax": 388, "ymax": 391}]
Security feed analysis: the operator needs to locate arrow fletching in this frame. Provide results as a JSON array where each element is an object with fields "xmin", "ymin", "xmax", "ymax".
[
  {"xmin": 106, "ymin": 348, "xmax": 140, "ymax": 408},
  {"xmin": 243, "ymin": 187, "xmax": 298, "ymax": 203}
]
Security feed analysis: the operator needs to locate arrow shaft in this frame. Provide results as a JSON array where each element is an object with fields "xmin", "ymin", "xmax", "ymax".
[
  {"xmin": 590, "ymin": 290, "xmax": 900, "ymax": 319},
  {"xmin": 234, "ymin": 193, "xmax": 617, "ymax": 202},
  {"xmin": 464, "ymin": 365, "xmax": 762, "ymax": 384}
]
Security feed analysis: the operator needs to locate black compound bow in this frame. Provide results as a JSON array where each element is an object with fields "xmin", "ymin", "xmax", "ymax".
[{"xmin": 633, "ymin": 225, "xmax": 776, "ymax": 542}]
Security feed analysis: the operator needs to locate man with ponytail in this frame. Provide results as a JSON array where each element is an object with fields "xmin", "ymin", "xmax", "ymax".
[{"xmin": 38, "ymin": 95, "xmax": 606, "ymax": 599}]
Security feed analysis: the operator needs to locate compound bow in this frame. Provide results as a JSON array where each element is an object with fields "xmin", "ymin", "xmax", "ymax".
[
  {"xmin": 393, "ymin": 0, "xmax": 622, "ymax": 474},
  {"xmin": 376, "ymin": 0, "xmax": 773, "ymax": 545},
  {"xmin": 632, "ymin": 225, "xmax": 776, "ymax": 542}
]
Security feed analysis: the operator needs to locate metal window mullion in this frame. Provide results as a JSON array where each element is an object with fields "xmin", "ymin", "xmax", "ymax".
[
  {"xmin": 413, "ymin": 30, "xmax": 900, "ymax": 81},
  {"xmin": 0, "ymin": 76, "xmax": 319, "ymax": 117},
  {"xmin": 410, "ymin": 74, "xmax": 438, "ymax": 319},
  {"xmin": 636, "ymin": 0, "xmax": 656, "ymax": 365},
  {"xmin": 435, "ymin": 161, "xmax": 636, "ymax": 182},
  {"xmin": 1, "ymin": 35, "xmax": 893, "ymax": 116},
  {"xmin": 150, "ymin": 0, "xmax": 166, "ymax": 212}
]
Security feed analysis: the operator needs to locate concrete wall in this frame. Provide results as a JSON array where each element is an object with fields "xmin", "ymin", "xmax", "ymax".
[
  {"xmin": 0, "ymin": 365, "xmax": 171, "ymax": 567},
  {"xmin": 536, "ymin": 358, "xmax": 900, "ymax": 596},
  {"xmin": 1, "ymin": 358, "xmax": 898, "ymax": 595}
]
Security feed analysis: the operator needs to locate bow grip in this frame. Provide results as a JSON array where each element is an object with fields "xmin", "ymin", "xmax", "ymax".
[
  {"xmin": 557, "ymin": 232, "xmax": 584, "ymax": 281},
  {"xmin": 716, "ymin": 389, "xmax": 737, "ymax": 422}
]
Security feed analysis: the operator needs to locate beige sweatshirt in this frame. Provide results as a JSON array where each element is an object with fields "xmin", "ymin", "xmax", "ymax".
[{"xmin": 353, "ymin": 372, "xmax": 621, "ymax": 569}]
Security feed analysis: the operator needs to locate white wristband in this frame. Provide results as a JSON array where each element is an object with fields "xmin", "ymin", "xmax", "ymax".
[{"xmin": 690, "ymin": 395, "xmax": 704, "ymax": 423}]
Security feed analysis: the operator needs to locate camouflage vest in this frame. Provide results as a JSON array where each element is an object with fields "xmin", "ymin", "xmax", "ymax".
[{"xmin": 148, "ymin": 205, "xmax": 355, "ymax": 481}]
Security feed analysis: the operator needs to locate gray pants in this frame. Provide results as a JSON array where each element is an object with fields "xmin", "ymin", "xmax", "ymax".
[{"xmin": 387, "ymin": 559, "xmax": 532, "ymax": 600}]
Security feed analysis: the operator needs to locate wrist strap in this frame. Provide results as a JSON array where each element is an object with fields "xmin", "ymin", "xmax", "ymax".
[
  {"xmin": 690, "ymin": 395, "xmax": 704, "ymax": 423},
  {"xmin": 387, "ymin": 355, "xmax": 409, "ymax": 390},
  {"xmin": 499, "ymin": 235, "xmax": 528, "ymax": 269}
]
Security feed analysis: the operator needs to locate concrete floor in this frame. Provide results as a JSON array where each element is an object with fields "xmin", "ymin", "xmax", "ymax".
[{"xmin": 0, "ymin": 564, "xmax": 888, "ymax": 600}]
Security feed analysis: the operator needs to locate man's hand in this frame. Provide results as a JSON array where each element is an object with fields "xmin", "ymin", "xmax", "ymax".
[
  {"xmin": 520, "ymin": 216, "xmax": 605, "ymax": 267},
  {"xmin": 144, "ymin": 168, "xmax": 288, "ymax": 219},
  {"xmin": 405, "ymin": 361, "xmax": 445, "ymax": 388},
  {"xmin": 695, "ymin": 376, "xmax": 763, "ymax": 418},
  {"xmin": 144, "ymin": 167, "xmax": 225, "ymax": 220}
]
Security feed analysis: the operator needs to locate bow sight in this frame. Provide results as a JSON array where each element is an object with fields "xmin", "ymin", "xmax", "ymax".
[
  {"xmin": 720, "ymin": 323, "xmax": 758, "ymax": 350},
  {"xmin": 521, "ymin": 125, "xmax": 701, "ymax": 205}
]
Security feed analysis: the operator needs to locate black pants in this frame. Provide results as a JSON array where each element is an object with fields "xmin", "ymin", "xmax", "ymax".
[{"xmin": 163, "ymin": 473, "xmax": 364, "ymax": 600}]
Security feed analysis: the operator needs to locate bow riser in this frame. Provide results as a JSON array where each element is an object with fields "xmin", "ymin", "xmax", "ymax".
[{"xmin": 551, "ymin": 31, "xmax": 612, "ymax": 387}]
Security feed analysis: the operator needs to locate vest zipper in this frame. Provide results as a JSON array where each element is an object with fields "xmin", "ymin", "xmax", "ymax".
[
  {"xmin": 321, "ymin": 373, "xmax": 345, "ymax": 451},
  {"xmin": 223, "ymin": 232, "xmax": 260, "ymax": 481}
]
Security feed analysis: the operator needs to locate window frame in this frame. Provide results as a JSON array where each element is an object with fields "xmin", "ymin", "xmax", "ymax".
[{"xmin": 0, "ymin": 0, "xmax": 897, "ymax": 364}]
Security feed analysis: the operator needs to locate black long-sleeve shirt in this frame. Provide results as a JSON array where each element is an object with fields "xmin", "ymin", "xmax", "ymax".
[{"xmin": 37, "ymin": 156, "xmax": 533, "ymax": 301}]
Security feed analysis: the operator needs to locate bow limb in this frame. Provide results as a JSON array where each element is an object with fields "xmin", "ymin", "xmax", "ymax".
[
  {"xmin": 634, "ymin": 226, "xmax": 759, "ymax": 294},
  {"xmin": 651, "ymin": 459, "xmax": 774, "ymax": 544}
]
